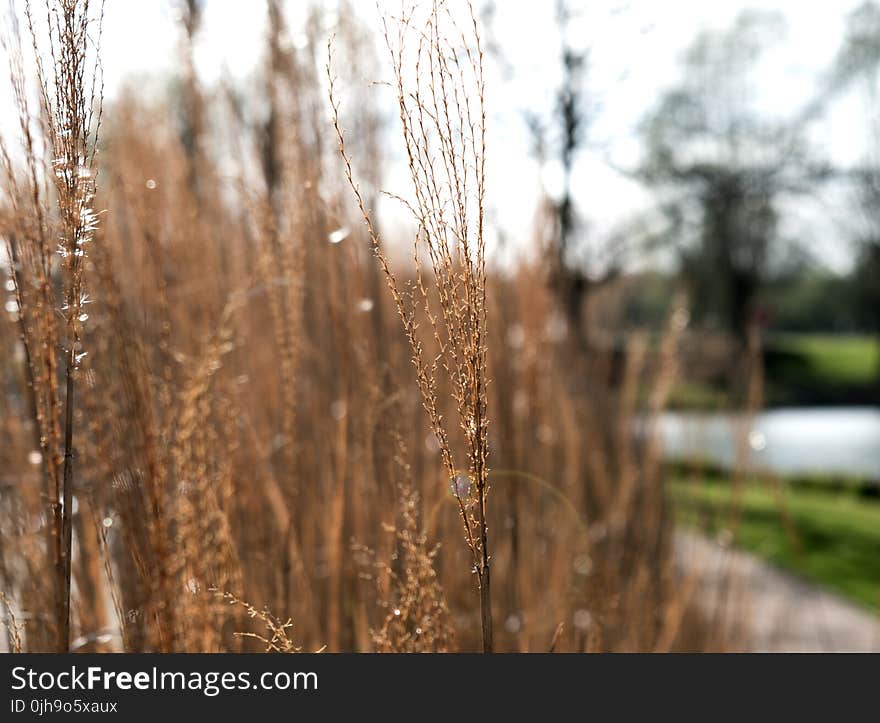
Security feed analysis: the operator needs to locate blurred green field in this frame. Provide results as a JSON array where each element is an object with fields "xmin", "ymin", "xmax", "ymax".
[
  {"xmin": 670, "ymin": 474, "xmax": 880, "ymax": 611},
  {"xmin": 671, "ymin": 333, "xmax": 879, "ymax": 409},
  {"xmin": 769, "ymin": 334, "xmax": 879, "ymax": 386}
]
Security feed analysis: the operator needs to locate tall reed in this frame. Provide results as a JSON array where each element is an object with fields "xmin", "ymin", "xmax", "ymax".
[
  {"xmin": 1, "ymin": 0, "xmax": 103, "ymax": 651},
  {"xmin": 329, "ymin": 0, "xmax": 494, "ymax": 650}
]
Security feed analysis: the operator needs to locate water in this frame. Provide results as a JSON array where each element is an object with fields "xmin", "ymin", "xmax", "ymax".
[{"xmin": 657, "ymin": 407, "xmax": 880, "ymax": 479}]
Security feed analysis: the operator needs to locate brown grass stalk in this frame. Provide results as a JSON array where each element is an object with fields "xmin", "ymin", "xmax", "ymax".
[{"xmin": 329, "ymin": 0, "xmax": 494, "ymax": 651}]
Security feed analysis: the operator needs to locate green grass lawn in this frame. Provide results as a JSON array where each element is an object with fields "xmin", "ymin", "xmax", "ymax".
[
  {"xmin": 670, "ymin": 474, "xmax": 880, "ymax": 612},
  {"xmin": 671, "ymin": 333, "xmax": 879, "ymax": 409},
  {"xmin": 769, "ymin": 333, "xmax": 879, "ymax": 387}
]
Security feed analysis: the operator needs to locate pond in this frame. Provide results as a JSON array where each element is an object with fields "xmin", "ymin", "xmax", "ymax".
[{"xmin": 656, "ymin": 407, "xmax": 880, "ymax": 480}]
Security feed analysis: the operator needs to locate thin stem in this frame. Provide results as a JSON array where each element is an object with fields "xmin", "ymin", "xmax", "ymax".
[{"xmin": 59, "ymin": 345, "xmax": 77, "ymax": 651}]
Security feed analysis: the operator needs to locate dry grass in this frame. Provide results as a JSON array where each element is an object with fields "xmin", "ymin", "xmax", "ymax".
[
  {"xmin": 329, "ymin": 0, "xmax": 494, "ymax": 650},
  {"xmin": 0, "ymin": 0, "xmax": 729, "ymax": 653},
  {"xmin": 1, "ymin": 0, "xmax": 103, "ymax": 651}
]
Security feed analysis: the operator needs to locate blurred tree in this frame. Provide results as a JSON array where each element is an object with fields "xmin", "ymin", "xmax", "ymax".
[
  {"xmin": 759, "ymin": 272, "xmax": 860, "ymax": 333},
  {"xmin": 527, "ymin": 1, "xmax": 625, "ymax": 350},
  {"xmin": 640, "ymin": 11, "xmax": 823, "ymax": 345},
  {"xmin": 822, "ymin": 1, "xmax": 880, "ymax": 381}
]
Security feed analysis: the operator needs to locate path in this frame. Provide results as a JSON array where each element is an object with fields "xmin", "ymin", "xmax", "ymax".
[{"xmin": 676, "ymin": 530, "xmax": 880, "ymax": 652}]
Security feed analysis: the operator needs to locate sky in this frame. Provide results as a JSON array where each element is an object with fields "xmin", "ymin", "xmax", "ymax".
[{"xmin": 2, "ymin": 0, "xmax": 872, "ymax": 272}]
